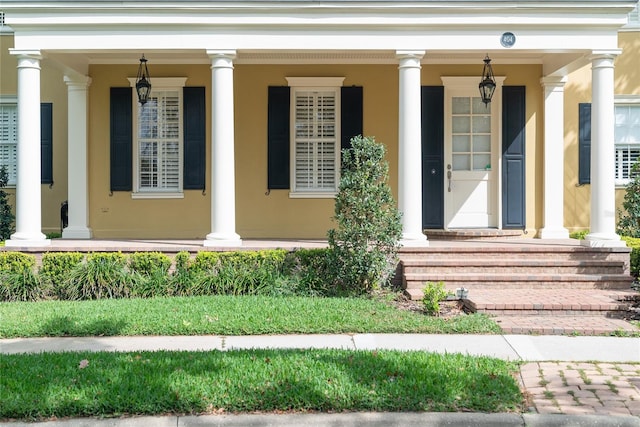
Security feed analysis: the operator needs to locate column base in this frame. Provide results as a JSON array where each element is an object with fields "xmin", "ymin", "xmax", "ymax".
[
  {"xmin": 581, "ymin": 233, "xmax": 627, "ymax": 248},
  {"xmin": 62, "ymin": 226, "xmax": 93, "ymax": 239},
  {"xmin": 400, "ymin": 232, "xmax": 429, "ymax": 247},
  {"xmin": 5, "ymin": 234, "xmax": 51, "ymax": 247},
  {"xmin": 204, "ymin": 232, "xmax": 242, "ymax": 248},
  {"xmin": 539, "ymin": 228, "xmax": 570, "ymax": 239}
]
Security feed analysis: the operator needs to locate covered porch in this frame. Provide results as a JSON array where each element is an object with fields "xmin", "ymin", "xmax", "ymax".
[{"xmin": 2, "ymin": 0, "xmax": 636, "ymax": 249}]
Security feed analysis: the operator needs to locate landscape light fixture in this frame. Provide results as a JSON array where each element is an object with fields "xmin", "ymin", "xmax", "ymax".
[
  {"xmin": 135, "ymin": 54, "xmax": 151, "ymax": 105},
  {"xmin": 478, "ymin": 54, "xmax": 496, "ymax": 106}
]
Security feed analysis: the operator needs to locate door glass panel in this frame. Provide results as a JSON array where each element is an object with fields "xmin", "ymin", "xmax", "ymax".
[
  {"xmin": 453, "ymin": 154, "xmax": 470, "ymax": 170},
  {"xmin": 452, "ymin": 97, "xmax": 471, "ymax": 114},
  {"xmin": 453, "ymin": 135, "xmax": 470, "ymax": 152},
  {"xmin": 472, "ymin": 97, "xmax": 489, "ymax": 113},
  {"xmin": 473, "ymin": 135, "xmax": 491, "ymax": 152},
  {"xmin": 473, "ymin": 154, "xmax": 491, "ymax": 171},
  {"xmin": 452, "ymin": 116, "xmax": 470, "ymax": 133},
  {"xmin": 472, "ymin": 116, "xmax": 491, "ymax": 133}
]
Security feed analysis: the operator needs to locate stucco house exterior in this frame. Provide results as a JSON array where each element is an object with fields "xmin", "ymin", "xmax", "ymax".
[{"xmin": 0, "ymin": 0, "xmax": 638, "ymax": 248}]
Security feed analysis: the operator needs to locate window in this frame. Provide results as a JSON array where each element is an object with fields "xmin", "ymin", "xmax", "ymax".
[
  {"xmin": 287, "ymin": 77, "xmax": 343, "ymax": 197},
  {"xmin": 129, "ymin": 77, "xmax": 186, "ymax": 198},
  {"xmin": 614, "ymin": 101, "xmax": 640, "ymax": 185},
  {"xmin": 0, "ymin": 102, "xmax": 17, "ymax": 185}
]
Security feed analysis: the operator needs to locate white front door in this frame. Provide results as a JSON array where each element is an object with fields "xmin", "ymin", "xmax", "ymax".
[{"xmin": 442, "ymin": 77, "xmax": 501, "ymax": 229}]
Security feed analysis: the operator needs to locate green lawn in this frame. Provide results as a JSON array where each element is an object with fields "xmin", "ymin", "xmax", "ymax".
[
  {"xmin": 0, "ymin": 295, "xmax": 501, "ymax": 338},
  {"xmin": 0, "ymin": 349, "xmax": 523, "ymax": 420}
]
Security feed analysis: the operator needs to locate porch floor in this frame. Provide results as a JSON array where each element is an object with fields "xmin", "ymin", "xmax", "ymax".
[{"xmin": 2, "ymin": 237, "xmax": 637, "ymax": 336}]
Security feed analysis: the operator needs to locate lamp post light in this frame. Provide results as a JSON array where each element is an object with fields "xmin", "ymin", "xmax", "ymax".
[
  {"xmin": 135, "ymin": 54, "xmax": 151, "ymax": 105},
  {"xmin": 478, "ymin": 54, "xmax": 496, "ymax": 106}
]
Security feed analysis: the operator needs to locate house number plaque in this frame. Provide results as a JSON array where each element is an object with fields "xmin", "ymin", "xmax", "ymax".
[{"xmin": 500, "ymin": 32, "xmax": 516, "ymax": 48}]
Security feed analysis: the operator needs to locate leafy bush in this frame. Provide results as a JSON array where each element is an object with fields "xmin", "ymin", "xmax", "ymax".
[
  {"xmin": 0, "ymin": 252, "xmax": 48, "ymax": 301},
  {"xmin": 421, "ymin": 281, "xmax": 448, "ymax": 316},
  {"xmin": 0, "ymin": 165, "xmax": 15, "ymax": 241},
  {"xmin": 327, "ymin": 135, "xmax": 402, "ymax": 295},
  {"xmin": 622, "ymin": 236, "xmax": 640, "ymax": 278},
  {"xmin": 129, "ymin": 252, "xmax": 172, "ymax": 275},
  {"xmin": 569, "ymin": 230, "xmax": 588, "ymax": 240},
  {"xmin": 617, "ymin": 160, "xmax": 640, "ymax": 238},
  {"xmin": 189, "ymin": 250, "xmax": 290, "ymax": 296},
  {"xmin": 63, "ymin": 252, "xmax": 133, "ymax": 300},
  {"xmin": 285, "ymin": 249, "xmax": 334, "ymax": 296},
  {"xmin": 40, "ymin": 252, "xmax": 85, "ymax": 298}
]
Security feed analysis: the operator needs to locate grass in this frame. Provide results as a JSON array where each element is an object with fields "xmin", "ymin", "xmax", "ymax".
[
  {"xmin": 0, "ymin": 295, "xmax": 501, "ymax": 338},
  {"xmin": 0, "ymin": 349, "xmax": 523, "ymax": 420}
]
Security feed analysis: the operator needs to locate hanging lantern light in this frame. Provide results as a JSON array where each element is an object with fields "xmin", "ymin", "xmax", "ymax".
[
  {"xmin": 478, "ymin": 54, "xmax": 496, "ymax": 106},
  {"xmin": 135, "ymin": 54, "xmax": 151, "ymax": 105}
]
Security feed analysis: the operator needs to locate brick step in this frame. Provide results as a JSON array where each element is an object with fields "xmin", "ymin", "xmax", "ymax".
[
  {"xmin": 492, "ymin": 315, "xmax": 638, "ymax": 336},
  {"xmin": 402, "ymin": 259, "xmax": 625, "ymax": 275},
  {"xmin": 404, "ymin": 273, "xmax": 634, "ymax": 292}
]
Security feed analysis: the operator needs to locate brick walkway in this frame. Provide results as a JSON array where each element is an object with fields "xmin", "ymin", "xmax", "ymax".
[{"xmin": 520, "ymin": 362, "xmax": 640, "ymax": 416}]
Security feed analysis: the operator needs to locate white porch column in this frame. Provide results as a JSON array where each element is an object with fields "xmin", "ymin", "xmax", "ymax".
[
  {"xmin": 397, "ymin": 51, "xmax": 428, "ymax": 246},
  {"xmin": 204, "ymin": 50, "xmax": 241, "ymax": 247},
  {"xmin": 539, "ymin": 76, "xmax": 569, "ymax": 239},
  {"xmin": 5, "ymin": 50, "xmax": 50, "ymax": 247},
  {"xmin": 62, "ymin": 75, "xmax": 92, "ymax": 239},
  {"xmin": 584, "ymin": 51, "xmax": 625, "ymax": 247}
]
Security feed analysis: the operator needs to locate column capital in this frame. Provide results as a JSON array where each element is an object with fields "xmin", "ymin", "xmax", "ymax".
[
  {"xmin": 64, "ymin": 75, "xmax": 92, "ymax": 88},
  {"xmin": 9, "ymin": 49, "xmax": 42, "ymax": 59},
  {"xmin": 396, "ymin": 50, "xmax": 425, "ymax": 60},
  {"xmin": 540, "ymin": 75, "xmax": 567, "ymax": 88},
  {"xmin": 207, "ymin": 49, "xmax": 237, "ymax": 60},
  {"xmin": 589, "ymin": 49, "xmax": 622, "ymax": 60}
]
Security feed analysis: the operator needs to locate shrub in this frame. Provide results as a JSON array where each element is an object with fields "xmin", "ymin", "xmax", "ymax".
[
  {"xmin": 622, "ymin": 236, "xmax": 640, "ymax": 278},
  {"xmin": 285, "ymin": 248, "xmax": 334, "ymax": 296},
  {"xmin": 569, "ymin": 230, "xmax": 588, "ymax": 240},
  {"xmin": 0, "ymin": 252, "xmax": 48, "ymax": 301},
  {"xmin": 421, "ymin": 281, "xmax": 449, "ymax": 316},
  {"xmin": 40, "ymin": 252, "xmax": 85, "ymax": 298},
  {"xmin": 0, "ymin": 165, "xmax": 14, "ymax": 241},
  {"xmin": 63, "ymin": 252, "xmax": 133, "ymax": 300},
  {"xmin": 617, "ymin": 160, "xmax": 640, "ymax": 238},
  {"xmin": 129, "ymin": 252, "xmax": 172, "ymax": 275},
  {"xmin": 327, "ymin": 135, "xmax": 402, "ymax": 295},
  {"xmin": 0, "ymin": 252, "xmax": 35, "ymax": 274},
  {"xmin": 186, "ymin": 250, "xmax": 290, "ymax": 296}
]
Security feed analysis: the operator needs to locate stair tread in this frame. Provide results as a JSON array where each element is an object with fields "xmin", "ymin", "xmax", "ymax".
[{"xmin": 404, "ymin": 272, "xmax": 632, "ymax": 280}]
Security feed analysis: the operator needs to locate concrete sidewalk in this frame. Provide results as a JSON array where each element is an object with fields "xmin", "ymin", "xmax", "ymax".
[
  {"xmin": 1, "ymin": 334, "xmax": 639, "ymax": 426},
  {"xmin": 2, "ymin": 334, "xmax": 638, "ymax": 362}
]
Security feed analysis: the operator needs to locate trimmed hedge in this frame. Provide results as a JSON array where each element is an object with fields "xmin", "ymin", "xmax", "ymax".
[{"xmin": 0, "ymin": 249, "xmax": 330, "ymax": 301}]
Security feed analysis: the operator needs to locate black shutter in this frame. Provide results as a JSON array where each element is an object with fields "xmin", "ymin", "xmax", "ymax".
[
  {"xmin": 40, "ymin": 103, "xmax": 53, "ymax": 184},
  {"xmin": 183, "ymin": 87, "xmax": 206, "ymax": 190},
  {"xmin": 341, "ymin": 86, "xmax": 363, "ymax": 152},
  {"xmin": 267, "ymin": 86, "xmax": 290, "ymax": 190},
  {"xmin": 110, "ymin": 87, "xmax": 132, "ymax": 192},
  {"xmin": 578, "ymin": 103, "xmax": 591, "ymax": 185},
  {"xmin": 502, "ymin": 86, "xmax": 526, "ymax": 229},
  {"xmin": 421, "ymin": 86, "xmax": 444, "ymax": 229}
]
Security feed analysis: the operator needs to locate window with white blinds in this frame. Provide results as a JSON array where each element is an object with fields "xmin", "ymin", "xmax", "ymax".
[
  {"xmin": 292, "ymin": 88, "xmax": 339, "ymax": 193},
  {"xmin": 136, "ymin": 89, "xmax": 182, "ymax": 193},
  {"xmin": 615, "ymin": 103, "xmax": 640, "ymax": 185},
  {"xmin": 0, "ymin": 103, "xmax": 17, "ymax": 185}
]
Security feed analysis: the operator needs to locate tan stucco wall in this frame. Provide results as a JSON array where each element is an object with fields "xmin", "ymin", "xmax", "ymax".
[
  {"xmin": 86, "ymin": 62, "xmax": 544, "ymax": 239},
  {"xmin": 0, "ymin": 34, "xmax": 68, "ymax": 235},
  {"xmin": 564, "ymin": 30, "xmax": 640, "ymax": 234}
]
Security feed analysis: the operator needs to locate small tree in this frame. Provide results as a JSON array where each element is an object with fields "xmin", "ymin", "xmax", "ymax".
[
  {"xmin": 0, "ymin": 165, "xmax": 15, "ymax": 241},
  {"xmin": 327, "ymin": 135, "xmax": 402, "ymax": 295},
  {"xmin": 617, "ymin": 159, "xmax": 640, "ymax": 238}
]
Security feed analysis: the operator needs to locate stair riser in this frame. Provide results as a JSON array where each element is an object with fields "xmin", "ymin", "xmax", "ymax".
[
  {"xmin": 404, "ymin": 266, "xmax": 624, "ymax": 275},
  {"xmin": 404, "ymin": 280, "xmax": 634, "ymax": 291},
  {"xmin": 469, "ymin": 309, "xmax": 629, "ymax": 318}
]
